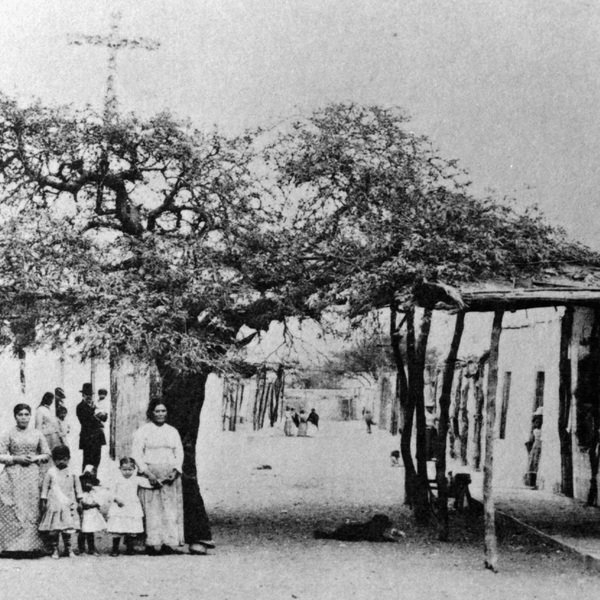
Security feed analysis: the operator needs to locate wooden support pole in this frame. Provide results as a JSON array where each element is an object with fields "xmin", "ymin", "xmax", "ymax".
[
  {"xmin": 436, "ymin": 311, "xmax": 465, "ymax": 541},
  {"xmin": 484, "ymin": 310, "xmax": 504, "ymax": 572}
]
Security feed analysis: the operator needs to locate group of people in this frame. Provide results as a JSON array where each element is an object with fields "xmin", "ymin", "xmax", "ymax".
[
  {"xmin": 0, "ymin": 386, "xmax": 214, "ymax": 559},
  {"xmin": 283, "ymin": 407, "xmax": 319, "ymax": 437}
]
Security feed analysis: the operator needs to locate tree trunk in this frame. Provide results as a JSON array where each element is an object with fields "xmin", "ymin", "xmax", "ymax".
[
  {"xmin": 407, "ymin": 307, "xmax": 433, "ymax": 525},
  {"xmin": 436, "ymin": 312, "xmax": 465, "ymax": 541},
  {"xmin": 459, "ymin": 375, "xmax": 470, "ymax": 465},
  {"xmin": 158, "ymin": 364, "xmax": 213, "ymax": 545},
  {"xmin": 389, "ymin": 302, "xmax": 415, "ymax": 505},
  {"xmin": 484, "ymin": 310, "xmax": 503, "ymax": 572},
  {"xmin": 472, "ymin": 355, "xmax": 488, "ymax": 471}
]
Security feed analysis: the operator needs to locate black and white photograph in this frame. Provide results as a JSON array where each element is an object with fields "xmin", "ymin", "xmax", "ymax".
[{"xmin": 0, "ymin": 1, "xmax": 600, "ymax": 598}]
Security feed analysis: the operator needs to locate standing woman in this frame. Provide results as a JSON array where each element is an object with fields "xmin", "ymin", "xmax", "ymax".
[
  {"xmin": 132, "ymin": 399, "xmax": 184, "ymax": 555},
  {"xmin": 0, "ymin": 404, "xmax": 50, "ymax": 557},
  {"xmin": 35, "ymin": 392, "xmax": 65, "ymax": 451}
]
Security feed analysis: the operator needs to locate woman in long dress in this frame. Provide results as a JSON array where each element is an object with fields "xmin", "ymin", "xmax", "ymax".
[
  {"xmin": 297, "ymin": 410, "xmax": 308, "ymax": 437},
  {"xmin": 35, "ymin": 392, "xmax": 65, "ymax": 451},
  {"xmin": 283, "ymin": 407, "xmax": 294, "ymax": 436},
  {"xmin": 132, "ymin": 399, "xmax": 185, "ymax": 555},
  {"xmin": 0, "ymin": 403, "xmax": 50, "ymax": 557}
]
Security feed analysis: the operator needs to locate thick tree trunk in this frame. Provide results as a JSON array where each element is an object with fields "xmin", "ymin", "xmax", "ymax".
[
  {"xmin": 407, "ymin": 307, "xmax": 433, "ymax": 524},
  {"xmin": 436, "ymin": 312, "xmax": 465, "ymax": 541},
  {"xmin": 484, "ymin": 310, "xmax": 503, "ymax": 572},
  {"xmin": 158, "ymin": 365, "xmax": 213, "ymax": 545}
]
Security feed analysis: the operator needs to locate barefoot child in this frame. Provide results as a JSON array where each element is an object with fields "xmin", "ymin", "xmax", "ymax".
[
  {"xmin": 108, "ymin": 457, "xmax": 144, "ymax": 556},
  {"xmin": 79, "ymin": 470, "xmax": 107, "ymax": 556},
  {"xmin": 39, "ymin": 445, "xmax": 82, "ymax": 559}
]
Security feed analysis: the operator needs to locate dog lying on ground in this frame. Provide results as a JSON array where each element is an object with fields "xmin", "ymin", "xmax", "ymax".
[{"xmin": 314, "ymin": 514, "xmax": 402, "ymax": 543}]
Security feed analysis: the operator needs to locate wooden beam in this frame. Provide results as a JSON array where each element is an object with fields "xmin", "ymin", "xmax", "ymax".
[{"xmin": 484, "ymin": 310, "xmax": 503, "ymax": 572}]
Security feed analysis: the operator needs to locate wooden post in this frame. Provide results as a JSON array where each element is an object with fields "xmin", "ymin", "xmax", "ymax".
[
  {"xmin": 558, "ymin": 307, "xmax": 574, "ymax": 497},
  {"xmin": 436, "ymin": 311, "xmax": 465, "ymax": 541},
  {"xmin": 484, "ymin": 310, "xmax": 504, "ymax": 572},
  {"xmin": 109, "ymin": 353, "xmax": 119, "ymax": 460}
]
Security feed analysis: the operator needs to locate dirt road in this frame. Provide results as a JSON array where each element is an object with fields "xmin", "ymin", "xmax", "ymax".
[{"xmin": 1, "ymin": 419, "xmax": 598, "ymax": 599}]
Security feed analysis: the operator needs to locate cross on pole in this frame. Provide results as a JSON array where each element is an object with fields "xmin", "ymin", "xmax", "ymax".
[{"xmin": 68, "ymin": 11, "xmax": 160, "ymax": 122}]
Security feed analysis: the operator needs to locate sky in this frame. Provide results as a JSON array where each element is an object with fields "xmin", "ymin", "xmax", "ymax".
[{"xmin": 1, "ymin": 0, "xmax": 600, "ymax": 251}]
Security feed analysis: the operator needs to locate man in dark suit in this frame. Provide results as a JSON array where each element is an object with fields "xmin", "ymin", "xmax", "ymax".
[{"xmin": 76, "ymin": 383, "xmax": 106, "ymax": 471}]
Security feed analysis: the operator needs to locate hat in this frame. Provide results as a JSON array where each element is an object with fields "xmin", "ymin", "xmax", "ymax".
[
  {"xmin": 80, "ymin": 471, "xmax": 100, "ymax": 486},
  {"xmin": 54, "ymin": 387, "xmax": 66, "ymax": 400},
  {"xmin": 98, "ymin": 388, "xmax": 108, "ymax": 396},
  {"xmin": 80, "ymin": 383, "xmax": 93, "ymax": 395}
]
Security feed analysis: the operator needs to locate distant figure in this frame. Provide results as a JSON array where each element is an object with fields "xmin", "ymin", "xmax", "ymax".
[
  {"xmin": 297, "ymin": 410, "xmax": 308, "ymax": 437},
  {"xmin": 390, "ymin": 449, "xmax": 400, "ymax": 467},
  {"xmin": 283, "ymin": 407, "xmax": 295, "ymax": 437},
  {"xmin": 35, "ymin": 392, "xmax": 65, "ymax": 451},
  {"xmin": 525, "ymin": 408, "xmax": 543, "ymax": 488},
  {"xmin": 425, "ymin": 405, "xmax": 438, "ymax": 461},
  {"xmin": 56, "ymin": 405, "xmax": 70, "ymax": 448},
  {"xmin": 314, "ymin": 514, "xmax": 399, "ymax": 542},
  {"xmin": 307, "ymin": 408, "xmax": 319, "ymax": 430},
  {"xmin": 363, "ymin": 409, "xmax": 375, "ymax": 434}
]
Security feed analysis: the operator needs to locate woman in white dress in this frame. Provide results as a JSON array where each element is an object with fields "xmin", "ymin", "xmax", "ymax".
[
  {"xmin": 35, "ymin": 392, "xmax": 65, "ymax": 451},
  {"xmin": 132, "ymin": 399, "xmax": 184, "ymax": 555}
]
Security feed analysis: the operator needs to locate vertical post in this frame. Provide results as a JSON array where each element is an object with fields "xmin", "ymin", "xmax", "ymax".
[
  {"xmin": 109, "ymin": 353, "xmax": 119, "ymax": 460},
  {"xmin": 484, "ymin": 310, "xmax": 504, "ymax": 572},
  {"xmin": 90, "ymin": 354, "xmax": 97, "ymax": 394},
  {"xmin": 18, "ymin": 349, "xmax": 26, "ymax": 396},
  {"xmin": 436, "ymin": 311, "xmax": 465, "ymax": 541}
]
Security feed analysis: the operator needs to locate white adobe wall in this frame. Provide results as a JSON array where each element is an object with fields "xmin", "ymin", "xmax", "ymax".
[{"xmin": 456, "ymin": 308, "xmax": 564, "ymax": 492}]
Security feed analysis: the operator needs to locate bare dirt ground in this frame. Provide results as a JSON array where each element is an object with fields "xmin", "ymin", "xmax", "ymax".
[{"xmin": 1, "ymin": 419, "xmax": 598, "ymax": 600}]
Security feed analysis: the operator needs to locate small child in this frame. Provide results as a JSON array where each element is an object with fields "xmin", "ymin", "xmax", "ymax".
[
  {"xmin": 390, "ymin": 449, "xmax": 400, "ymax": 467},
  {"xmin": 79, "ymin": 470, "xmax": 107, "ymax": 556},
  {"xmin": 107, "ymin": 457, "xmax": 144, "ymax": 556},
  {"xmin": 56, "ymin": 405, "xmax": 70, "ymax": 446},
  {"xmin": 39, "ymin": 445, "xmax": 82, "ymax": 559}
]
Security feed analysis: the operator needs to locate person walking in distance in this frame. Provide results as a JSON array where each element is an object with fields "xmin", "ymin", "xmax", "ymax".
[{"xmin": 363, "ymin": 408, "xmax": 375, "ymax": 434}]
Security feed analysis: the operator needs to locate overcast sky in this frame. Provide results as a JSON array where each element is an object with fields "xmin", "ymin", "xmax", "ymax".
[{"xmin": 2, "ymin": 0, "xmax": 600, "ymax": 248}]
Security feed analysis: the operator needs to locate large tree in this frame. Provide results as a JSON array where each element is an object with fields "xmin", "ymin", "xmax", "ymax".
[
  {"xmin": 0, "ymin": 94, "xmax": 308, "ymax": 545},
  {"xmin": 262, "ymin": 102, "xmax": 600, "ymax": 524}
]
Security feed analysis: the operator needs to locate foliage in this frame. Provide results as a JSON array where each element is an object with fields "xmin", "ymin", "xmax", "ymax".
[
  {"xmin": 0, "ymin": 94, "xmax": 294, "ymax": 372},
  {"xmin": 265, "ymin": 103, "xmax": 600, "ymax": 316}
]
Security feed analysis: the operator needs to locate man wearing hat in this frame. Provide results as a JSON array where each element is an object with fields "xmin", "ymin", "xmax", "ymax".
[{"xmin": 76, "ymin": 383, "xmax": 106, "ymax": 471}]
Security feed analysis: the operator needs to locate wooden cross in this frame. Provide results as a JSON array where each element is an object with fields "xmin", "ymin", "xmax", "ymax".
[{"xmin": 68, "ymin": 11, "xmax": 160, "ymax": 122}]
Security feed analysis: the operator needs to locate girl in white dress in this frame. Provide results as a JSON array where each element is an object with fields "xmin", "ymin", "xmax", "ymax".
[
  {"xmin": 39, "ymin": 445, "xmax": 82, "ymax": 559},
  {"xmin": 108, "ymin": 457, "xmax": 144, "ymax": 556},
  {"xmin": 79, "ymin": 470, "xmax": 106, "ymax": 556}
]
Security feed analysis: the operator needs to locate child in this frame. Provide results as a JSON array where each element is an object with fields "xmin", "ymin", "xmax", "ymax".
[
  {"xmin": 56, "ymin": 405, "xmax": 70, "ymax": 446},
  {"xmin": 107, "ymin": 457, "xmax": 144, "ymax": 556},
  {"xmin": 39, "ymin": 445, "xmax": 82, "ymax": 559},
  {"xmin": 79, "ymin": 470, "xmax": 107, "ymax": 556}
]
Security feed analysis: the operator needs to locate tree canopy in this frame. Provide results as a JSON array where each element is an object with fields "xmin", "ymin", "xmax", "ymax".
[{"xmin": 264, "ymin": 103, "xmax": 600, "ymax": 317}]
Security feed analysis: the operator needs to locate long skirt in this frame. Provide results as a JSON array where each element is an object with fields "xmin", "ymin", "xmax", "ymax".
[
  {"xmin": 283, "ymin": 419, "xmax": 294, "ymax": 436},
  {"xmin": 0, "ymin": 463, "xmax": 47, "ymax": 554},
  {"xmin": 138, "ymin": 469, "xmax": 184, "ymax": 548}
]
